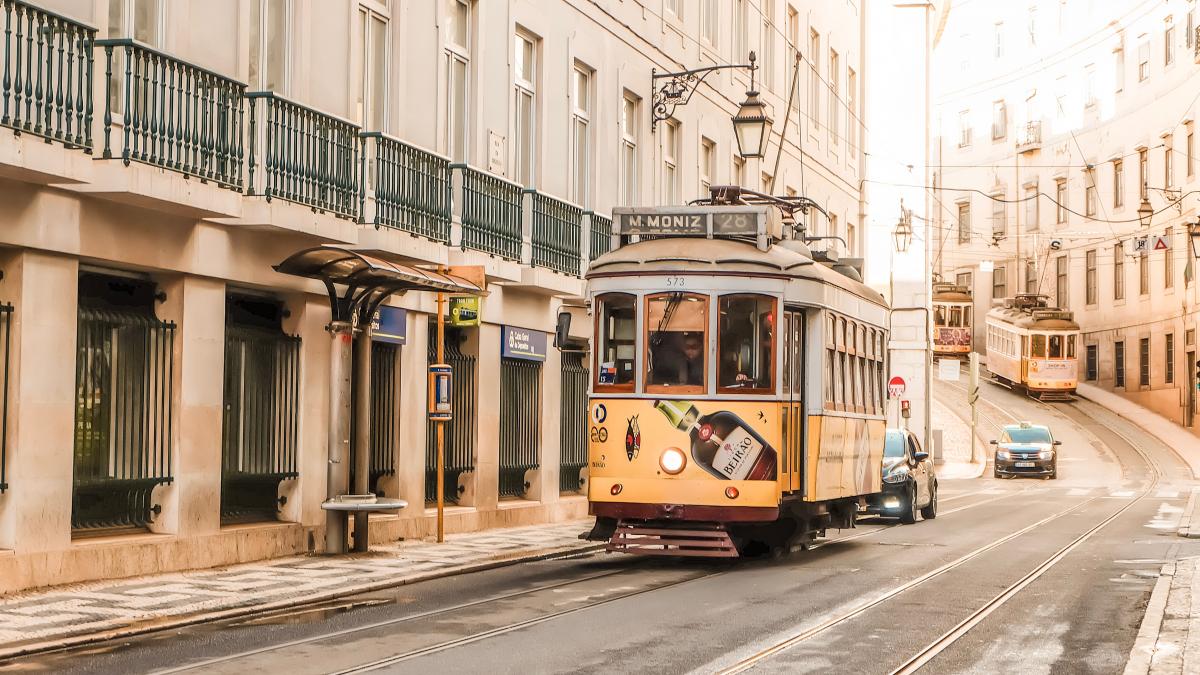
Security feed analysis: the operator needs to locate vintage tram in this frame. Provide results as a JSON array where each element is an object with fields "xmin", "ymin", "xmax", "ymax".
[
  {"xmin": 932, "ymin": 282, "xmax": 973, "ymax": 358},
  {"xmin": 579, "ymin": 198, "xmax": 893, "ymax": 557},
  {"xmin": 984, "ymin": 294, "xmax": 1080, "ymax": 401}
]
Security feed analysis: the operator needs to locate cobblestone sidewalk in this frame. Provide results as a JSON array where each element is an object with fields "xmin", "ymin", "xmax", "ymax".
[
  {"xmin": 0, "ymin": 520, "xmax": 598, "ymax": 659},
  {"xmin": 931, "ymin": 381, "xmax": 986, "ymax": 479},
  {"xmin": 1126, "ymin": 556, "xmax": 1200, "ymax": 675}
]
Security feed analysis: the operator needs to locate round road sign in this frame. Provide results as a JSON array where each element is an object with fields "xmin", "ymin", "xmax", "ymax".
[{"xmin": 888, "ymin": 376, "xmax": 906, "ymax": 399}]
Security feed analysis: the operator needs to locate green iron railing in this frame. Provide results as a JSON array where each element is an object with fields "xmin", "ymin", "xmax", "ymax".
[
  {"xmin": 72, "ymin": 305, "xmax": 175, "ymax": 532},
  {"xmin": 458, "ymin": 165, "xmax": 522, "ymax": 261},
  {"xmin": 530, "ymin": 191, "xmax": 582, "ymax": 276},
  {"xmin": 1, "ymin": 0, "xmax": 94, "ymax": 149},
  {"xmin": 98, "ymin": 39, "xmax": 245, "ymax": 189},
  {"xmin": 220, "ymin": 325, "xmax": 300, "ymax": 524},
  {"xmin": 559, "ymin": 351, "xmax": 587, "ymax": 493},
  {"xmin": 0, "ymin": 303, "xmax": 11, "ymax": 493},
  {"xmin": 499, "ymin": 357, "xmax": 541, "ymax": 498},
  {"xmin": 248, "ymin": 91, "xmax": 360, "ymax": 219},
  {"xmin": 589, "ymin": 212, "xmax": 612, "ymax": 261},
  {"xmin": 360, "ymin": 132, "xmax": 450, "ymax": 241}
]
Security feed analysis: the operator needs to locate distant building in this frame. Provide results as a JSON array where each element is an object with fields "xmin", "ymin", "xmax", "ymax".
[
  {"xmin": 933, "ymin": 0, "xmax": 1200, "ymax": 433},
  {"xmin": 0, "ymin": 0, "xmax": 867, "ymax": 591}
]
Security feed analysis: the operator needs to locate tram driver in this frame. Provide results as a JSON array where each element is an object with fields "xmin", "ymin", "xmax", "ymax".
[{"xmin": 650, "ymin": 332, "xmax": 705, "ymax": 386}]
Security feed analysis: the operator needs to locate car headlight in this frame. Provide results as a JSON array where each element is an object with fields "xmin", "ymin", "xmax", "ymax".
[
  {"xmin": 883, "ymin": 465, "xmax": 910, "ymax": 483},
  {"xmin": 996, "ymin": 450, "xmax": 1011, "ymax": 460},
  {"xmin": 1039, "ymin": 450, "xmax": 1054, "ymax": 460},
  {"xmin": 659, "ymin": 447, "xmax": 686, "ymax": 475}
]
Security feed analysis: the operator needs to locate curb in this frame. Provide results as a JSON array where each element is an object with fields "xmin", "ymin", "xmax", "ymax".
[
  {"xmin": 0, "ymin": 541, "xmax": 606, "ymax": 662},
  {"xmin": 1073, "ymin": 387, "xmax": 1200, "ymax": 481},
  {"xmin": 1180, "ymin": 489, "xmax": 1200, "ymax": 539},
  {"xmin": 1124, "ymin": 561, "xmax": 1175, "ymax": 675}
]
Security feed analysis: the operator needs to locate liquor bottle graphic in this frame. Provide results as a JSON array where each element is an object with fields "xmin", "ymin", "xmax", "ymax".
[{"xmin": 654, "ymin": 400, "xmax": 777, "ymax": 481}]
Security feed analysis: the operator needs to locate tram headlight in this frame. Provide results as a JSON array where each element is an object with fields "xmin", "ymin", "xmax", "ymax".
[{"xmin": 659, "ymin": 447, "xmax": 687, "ymax": 475}]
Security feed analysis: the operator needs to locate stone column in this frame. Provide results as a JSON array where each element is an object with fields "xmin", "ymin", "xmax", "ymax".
[
  {"xmin": 152, "ymin": 275, "xmax": 225, "ymax": 537},
  {"xmin": 473, "ymin": 323, "xmax": 501, "ymax": 511},
  {"xmin": 280, "ymin": 294, "xmax": 331, "ymax": 529},
  {"xmin": 0, "ymin": 251, "xmax": 78, "ymax": 553},
  {"xmin": 396, "ymin": 312, "xmax": 428, "ymax": 514}
]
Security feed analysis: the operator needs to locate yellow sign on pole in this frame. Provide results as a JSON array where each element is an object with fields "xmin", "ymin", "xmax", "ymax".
[{"xmin": 449, "ymin": 296, "xmax": 481, "ymax": 326}]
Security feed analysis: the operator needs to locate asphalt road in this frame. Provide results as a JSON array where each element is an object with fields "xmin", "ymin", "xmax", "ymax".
[{"xmin": 7, "ymin": 379, "xmax": 1199, "ymax": 675}]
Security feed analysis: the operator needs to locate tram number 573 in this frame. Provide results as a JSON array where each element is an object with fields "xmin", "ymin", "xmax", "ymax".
[{"xmin": 665, "ymin": 276, "xmax": 686, "ymax": 288}]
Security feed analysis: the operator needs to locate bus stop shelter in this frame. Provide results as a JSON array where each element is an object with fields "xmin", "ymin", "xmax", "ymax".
[{"xmin": 274, "ymin": 247, "xmax": 485, "ymax": 554}]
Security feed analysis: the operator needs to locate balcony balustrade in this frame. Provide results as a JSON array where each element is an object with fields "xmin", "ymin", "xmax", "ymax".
[
  {"xmin": 1, "ymin": 0, "xmax": 94, "ymax": 149},
  {"xmin": 458, "ymin": 165, "xmax": 523, "ymax": 261},
  {"xmin": 1016, "ymin": 120, "xmax": 1042, "ymax": 153},
  {"xmin": 98, "ymin": 39, "xmax": 245, "ymax": 189},
  {"xmin": 529, "ymin": 190, "xmax": 583, "ymax": 277},
  {"xmin": 247, "ymin": 91, "xmax": 360, "ymax": 219},
  {"xmin": 360, "ymin": 132, "xmax": 450, "ymax": 242},
  {"xmin": 589, "ymin": 212, "xmax": 612, "ymax": 261}
]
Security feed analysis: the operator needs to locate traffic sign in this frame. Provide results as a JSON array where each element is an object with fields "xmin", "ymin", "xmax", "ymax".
[
  {"xmin": 888, "ymin": 376, "xmax": 906, "ymax": 399},
  {"xmin": 1133, "ymin": 236, "xmax": 1150, "ymax": 253},
  {"xmin": 1152, "ymin": 234, "xmax": 1172, "ymax": 251}
]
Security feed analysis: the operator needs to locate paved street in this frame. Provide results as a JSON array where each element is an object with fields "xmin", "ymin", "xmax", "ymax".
[{"xmin": 5, "ymin": 379, "xmax": 1197, "ymax": 674}]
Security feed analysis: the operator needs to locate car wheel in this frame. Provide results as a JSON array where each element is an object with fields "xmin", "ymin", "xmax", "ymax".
[
  {"xmin": 1050, "ymin": 463, "xmax": 1058, "ymax": 480},
  {"xmin": 900, "ymin": 483, "xmax": 918, "ymax": 524},
  {"xmin": 993, "ymin": 466, "xmax": 1000, "ymax": 479},
  {"xmin": 920, "ymin": 481, "xmax": 938, "ymax": 520}
]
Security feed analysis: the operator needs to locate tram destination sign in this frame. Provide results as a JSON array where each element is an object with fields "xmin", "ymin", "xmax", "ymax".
[{"xmin": 612, "ymin": 206, "xmax": 770, "ymax": 238}]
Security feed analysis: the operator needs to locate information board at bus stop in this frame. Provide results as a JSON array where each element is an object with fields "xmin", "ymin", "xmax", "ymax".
[
  {"xmin": 371, "ymin": 306, "xmax": 407, "ymax": 345},
  {"xmin": 501, "ymin": 325, "xmax": 547, "ymax": 361}
]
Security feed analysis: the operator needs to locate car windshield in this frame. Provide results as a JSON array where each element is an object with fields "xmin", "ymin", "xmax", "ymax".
[
  {"xmin": 1004, "ymin": 427, "xmax": 1052, "ymax": 443},
  {"xmin": 884, "ymin": 432, "xmax": 907, "ymax": 458}
]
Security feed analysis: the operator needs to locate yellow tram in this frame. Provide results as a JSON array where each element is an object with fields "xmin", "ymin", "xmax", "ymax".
[
  {"xmin": 579, "ymin": 200, "xmax": 890, "ymax": 557},
  {"xmin": 932, "ymin": 282, "xmax": 973, "ymax": 358},
  {"xmin": 984, "ymin": 294, "xmax": 1080, "ymax": 401}
]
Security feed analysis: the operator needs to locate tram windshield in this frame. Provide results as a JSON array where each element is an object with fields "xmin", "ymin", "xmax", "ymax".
[
  {"xmin": 1036, "ymin": 333, "xmax": 1077, "ymax": 360},
  {"xmin": 594, "ymin": 294, "xmax": 636, "ymax": 388},
  {"xmin": 646, "ymin": 293, "xmax": 708, "ymax": 391},
  {"xmin": 934, "ymin": 305, "xmax": 946, "ymax": 326},
  {"xmin": 718, "ymin": 295, "xmax": 775, "ymax": 390}
]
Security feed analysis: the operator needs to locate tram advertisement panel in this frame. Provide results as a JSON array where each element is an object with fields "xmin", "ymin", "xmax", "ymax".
[
  {"xmin": 934, "ymin": 327, "xmax": 971, "ymax": 350},
  {"xmin": 1028, "ymin": 359, "xmax": 1077, "ymax": 389},
  {"xmin": 587, "ymin": 399, "xmax": 782, "ymax": 506}
]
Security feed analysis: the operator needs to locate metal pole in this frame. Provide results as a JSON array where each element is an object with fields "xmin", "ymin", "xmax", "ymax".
[
  {"xmin": 769, "ymin": 51, "xmax": 803, "ymax": 193},
  {"xmin": 436, "ymin": 286, "xmax": 446, "ymax": 544},
  {"xmin": 326, "ymin": 319, "xmax": 353, "ymax": 554},
  {"xmin": 968, "ymin": 352, "xmax": 980, "ymax": 464},
  {"xmin": 352, "ymin": 316, "xmax": 373, "ymax": 553}
]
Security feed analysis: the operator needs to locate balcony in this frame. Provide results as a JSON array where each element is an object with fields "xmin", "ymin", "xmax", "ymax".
[
  {"xmin": 360, "ymin": 132, "xmax": 450, "ymax": 242},
  {"xmin": 529, "ymin": 190, "xmax": 582, "ymax": 277},
  {"xmin": 247, "ymin": 91, "xmax": 360, "ymax": 219},
  {"xmin": 97, "ymin": 39, "xmax": 246, "ymax": 190},
  {"xmin": 458, "ymin": 165, "xmax": 523, "ymax": 261},
  {"xmin": 589, "ymin": 212, "xmax": 612, "ymax": 261},
  {"xmin": 1016, "ymin": 121, "xmax": 1042, "ymax": 153}
]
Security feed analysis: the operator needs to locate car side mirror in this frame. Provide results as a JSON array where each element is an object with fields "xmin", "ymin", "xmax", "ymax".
[
  {"xmin": 1052, "ymin": 440, "xmax": 1062, "ymax": 446},
  {"xmin": 913, "ymin": 451, "xmax": 929, "ymax": 462},
  {"xmin": 989, "ymin": 439, "xmax": 998, "ymax": 445},
  {"xmin": 554, "ymin": 310, "xmax": 572, "ymax": 349}
]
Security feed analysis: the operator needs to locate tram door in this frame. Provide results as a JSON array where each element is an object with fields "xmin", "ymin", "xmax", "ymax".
[{"xmin": 782, "ymin": 309, "xmax": 805, "ymax": 493}]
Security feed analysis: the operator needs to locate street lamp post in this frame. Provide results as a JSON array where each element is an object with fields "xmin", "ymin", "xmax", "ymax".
[
  {"xmin": 1138, "ymin": 194, "xmax": 1155, "ymax": 228},
  {"xmin": 651, "ymin": 52, "xmax": 772, "ymax": 159}
]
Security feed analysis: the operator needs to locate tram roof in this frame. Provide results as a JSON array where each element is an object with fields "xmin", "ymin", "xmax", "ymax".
[
  {"xmin": 986, "ymin": 305, "xmax": 1080, "ymax": 331},
  {"xmin": 587, "ymin": 237, "xmax": 887, "ymax": 308}
]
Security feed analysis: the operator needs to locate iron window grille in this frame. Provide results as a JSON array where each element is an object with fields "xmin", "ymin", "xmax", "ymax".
[
  {"xmin": 499, "ymin": 357, "xmax": 541, "ymax": 498},
  {"xmin": 72, "ymin": 275, "xmax": 175, "ymax": 533},
  {"xmin": 368, "ymin": 341, "xmax": 399, "ymax": 495},
  {"xmin": 559, "ymin": 352, "xmax": 588, "ymax": 493},
  {"xmin": 425, "ymin": 327, "xmax": 475, "ymax": 503}
]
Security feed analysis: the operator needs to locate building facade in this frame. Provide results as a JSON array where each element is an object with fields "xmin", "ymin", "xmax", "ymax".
[
  {"xmin": 933, "ymin": 0, "xmax": 1200, "ymax": 434},
  {"xmin": 0, "ymin": 0, "xmax": 868, "ymax": 592}
]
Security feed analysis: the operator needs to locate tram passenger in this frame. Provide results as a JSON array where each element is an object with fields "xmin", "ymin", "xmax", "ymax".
[{"xmin": 651, "ymin": 332, "xmax": 705, "ymax": 386}]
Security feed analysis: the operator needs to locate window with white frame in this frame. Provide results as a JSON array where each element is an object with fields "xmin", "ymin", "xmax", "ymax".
[
  {"xmin": 992, "ymin": 194, "xmax": 1005, "ymax": 239},
  {"xmin": 957, "ymin": 201, "xmax": 971, "ymax": 243},
  {"xmin": 1166, "ymin": 226, "xmax": 1175, "ymax": 289},
  {"xmin": 248, "ymin": 0, "xmax": 288, "ymax": 92},
  {"xmin": 620, "ymin": 93, "xmax": 639, "ymax": 205},
  {"xmin": 1085, "ymin": 181, "xmax": 1097, "ymax": 217},
  {"xmin": 355, "ymin": 3, "xmax": 389, "ymax": 132},
  {"xmin": 809, "ymin": 29, "xmax": 820, "ymax": 127},
  {"xmin": 787, "ymin": 7, "xmax": 799, "ymax": 117},
  {"xmin": 993, "ymin": 265, "xmax": 1007, "ymax": 300},
  {"xmin": 513, "ymin": 32, "xmax": 537, "ymax": 186},
  {"xmin": 959, "ymin": 109, "xmax": 971, "ymax": 147},
  {"xmin": 662, "ymin": 121, "xmax": 679, "ymax": 205},
  {"xmin": 1028, "ymin": 6, "xmax": 1037, "ymax": 46},
  {"xmin": 733, "ymin": 0, "xmax": 747, "ymax": 60},
  {"xmin": 1139, "ymin": 37, "xmax": 1150, "ymax": 80},
  {"xmin": 445, "ymin": 0, "xmax": 471, "ymax": 163},
  {"xmin": 700, "ymin": 137, "xmax": 715, "ymax": 196},
  {"xmin": 1113, "ymin": 159, "xmax": 1124, "ymax": 208},
  {"xmin": 994, "ymin": 22, "xmax": 1004, "ymax": 58},
  {"xmin": 1114, "ymin": 43, "xmax": 1125, "ymax": 93},
  {"xmin": 664, "ymin": 0, "xmax": 681, "ymax": 19},
  {"xmin": 1025, "ymin": 184, "xmax": 1038, "ymax": 231},
  {"xmin": 1056, "ymin": 178, "xmax": 1067, "ymax": 223},
  {"xmin": 847, "ymin": 68, "xmax": 857, "ymax": 153},
  {"xmin": 108, "ymin": 0, "xmax": 166, "ymax": 113},
  {"xmin": 1165, "ymin": 21, "xmax": 1175, "ymax": 66},
  {"xmin": 829, "ymin": 49, "xmax": 839, "ymax": 145},
  {"xmin": 571, "ymin": 64, "xmax": 592, "ymax": 206},
  {"xmin": 1084, "ymin": 64, "xmax": 1096, "ymax": 107},
  {"xmin": 992, "ymin": 100, "xmax": 1007, "ymax": 140},
  {"xmin": 732, "ymin": 155, "xmax": 745, "ymax": 189},
  {"xmin": 700, "ymin": 0, "xmax": 717, "ymax": 47},
  {"xmin": 847, "ymin": 219, "xmax": 856, "ymax": 255},
  {"xmin": 1165, "ymin": 134, "xmax": 1174, "ymax": 187},
  {"xmin": 762, "ymin": 0, "xmax": 775, "ymax": 91}
]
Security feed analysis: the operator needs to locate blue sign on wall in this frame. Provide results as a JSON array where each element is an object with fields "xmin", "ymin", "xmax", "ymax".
[
  {"xmin": 501, "ymin": 325, "xmax": 547, "ymax": 361},
  {"xmin": 371, "ymin": 306, "xmax": 407, "ymax": 345}
]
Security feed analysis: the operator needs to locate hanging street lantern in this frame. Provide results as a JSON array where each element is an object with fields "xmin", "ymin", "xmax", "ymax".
[
  {"xmin": 1137, "ymin": 194, "xmax": 1154, "ymax": 228},
  {"xmin": 732, "ymin": 89, "xmax": 773, "ymax": 159},
  {"xmin": 894, "ymin": 205, "xmax": 914, "ymax": 253}
]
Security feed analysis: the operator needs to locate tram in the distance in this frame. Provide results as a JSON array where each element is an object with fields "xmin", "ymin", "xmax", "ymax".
[
  {"xmin": 984, "ymin": 294, "xmax": 1080, "ymax": 401},
  {"xmin": 578, "ymin": 193, "xmax": 896, "ymax": 557},
  {"xmin": 933, "ymin": 282, "xmax": 973, "ymax": 359}
]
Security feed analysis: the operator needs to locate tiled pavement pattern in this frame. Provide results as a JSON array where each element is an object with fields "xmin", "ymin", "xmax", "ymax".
[{"xmin": 0, "ymin": 520, "xmax": 597, "ymax": 653}]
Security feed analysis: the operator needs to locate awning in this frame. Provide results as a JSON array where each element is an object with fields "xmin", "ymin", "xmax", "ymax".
[{"xmin": 274, "ymin": 247, "xmax": 486, "ymax": 296}]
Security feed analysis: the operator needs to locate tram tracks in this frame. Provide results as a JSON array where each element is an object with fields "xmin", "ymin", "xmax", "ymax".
[{"xmin": 714, "ymin": 385, "xmax": 1166, "ymax": 674}]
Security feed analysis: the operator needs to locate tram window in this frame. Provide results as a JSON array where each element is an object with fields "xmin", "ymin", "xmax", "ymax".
[
  {"xmin": 1049, "ymin": 335, "xmax": 1063, "ymax": 359},
  {"xmin": 1031, "ymin": 334, "xmax": 1047, "ymax": 358},
  {"xmin": 965, "ymin": 306, "xmax": 973, "ymax": 325},
  {"xmin": 1067, "ymin": 335, "xmax": 1077, "ymax": 358},
  {"xmin": 595, "ymin": 293, "xmax": 636, "ymax": 389},
  {"xmin": 934, "ymin": 305, "xmax": 946, "ymax": 326},
  {"xmin": 646, "ymin": 292, "xmax": 708, "ymax": 392},
  {"xmin": 949, "ymin": 307, "xmax": 963, "ymax": 327},
  {"xmin": 718, "ymin": 295, "xmax": 775, "ymax": 391}
]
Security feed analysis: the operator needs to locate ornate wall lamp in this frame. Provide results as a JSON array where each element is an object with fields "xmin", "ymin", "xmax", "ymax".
[{"xmin": 651, "ymin": 52, "xmax": 772, "ymax": 158}]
